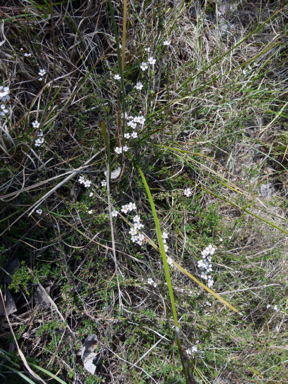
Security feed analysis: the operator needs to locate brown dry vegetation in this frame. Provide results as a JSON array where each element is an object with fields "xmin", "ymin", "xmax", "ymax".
[{"xmin": 0, "ymin": 0, "xmax": 288, "ymax": 383}]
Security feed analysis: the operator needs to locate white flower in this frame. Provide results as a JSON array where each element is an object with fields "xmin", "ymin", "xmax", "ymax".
[
  {"xmin": 167, "ymin": 257, "xmax": 174, "ymax": 267},
  {"xmin": 133, "ymin": 222, "xmax": 144, "ymax": 230},
  {"xmin": 36, "ymin": 209, "xmax": 42, "ymax": 215},
  {"xmin": 133, "ymin": 215, "xmax": 141, "ymax": 223},
  {"xmin": 32, "ymin": 120, "xmax": 40, "ymax": 129},
  {"xmin": 38, "ymin": 69, "xmax": 46, "ymax": 77},
  {"xmin": 124, "ymin": 133, "xmax": 131, "ymax": 139},
  {"xmin": 267, "ymin": 304, "xmax": 271, "ymax": 309},
  {"xmin": 121, "ymin": 205, "xmax": 129, "ymax": 214},
  {"xmin": 183, "ymin": 188, "xmax": 192, "ymax": 197},
  {"xmin": 37, "ymin": 130, "xmax": 43, "ymax": 136},
  {"xmin": 112, "ymin": 209, "xmax": 118, "ymax": 217},
  {"xmin": 129, "ymin": 227, "xmax": 138, "ymax": 236},
  {"xmin": 123, "ymin": 145, "xmax": 129, "ymax": 152},
  {"xmin": 197, "ymin": 260, "xmax": 206, "ymax": 268},
  {"xmin": 219, "ymin": 238, "xmax": 223, "ymax": 242},
  {"xmin": 115, "ymin": 146, "xmax": 122, "ymax": 154},
  {"xmin": 164, "ymin": 244, "xmax": 169, "ymax": 252},
  {"xmin": 137, "ymin": 115, "xmax": 145, "ymax": 125},
  {"xmin": 114, "ymin": 74, "xmax": 121, "ymax": 80},
  {"xmin": 145, "ymin": 47, "xmax": 150, "ymax": 52},
  {"xmin": 35, "ymin": 137, "xmax": 44, "ymax": 146},
  {"xmin": 88, "ymin": 210, "xmax": 93, "ymax": 214},
  {"xmin": 163, "ymin": 40, "xmax": 170, "ymax": 46},
  {"xmin": 148, "ymin": 57, "xmax": 156, "ymax": 65},
  {"xmin": 89, "ymin": 192, "xmax": 93, "ymax": 197},
  {"xmin": 78, "ymin": 176, "xmax": 85, "ymax": 184},
  {"xmin": 207, "ymin": 278, "xmax": 214, "ymax": 288},
  {"xmin": 186, "ymin": 345, "xmax": 198, "ymax": 356},
  {"xmin": 131, "ymin": 131, "xmax": 138, "ymax": 138},
  {"xmin": 140, "ymin": 62, "xmax": 148, "ymax": 71},
  {"xmin": 0, "ymin": 104, "xmax": 8, "ymax": 116},
  {"xmin": 192, "ymin": 345, "xmax": 198, "ymax": 353},
  {"xmin": 135, "ymin": 82, "xmax": 143, "ymax": 91},
  {"xmin": 127, "ymin": 121, "xmax": 137, "ymax": 129},
  {"xmin": 147, "ymin": 278, "xmax": 157, "ymax": 287},
  {"xmin": 101, "ymin": 181, "xmax": 107, "ymax": 187},
  {"xmin": 128, "ymin": 202, "xmax": 136, "ymax": 211},
  {"xmin": 136, "ymin": 233, "xmax": 145, "ymax": 246},
  {"xmin": 273, "ymin": 305, "xmax": 279, "ymax": 311},
  {"xmin": 24, "ymin": 53, "xmax": 32, "ymax": 57},
  {"xmin": 162, "ymin": 231, "xmax": 168, "ymax": 239},
  {"xmin": 84, "ymin": 180, "xmax": 91, "ymax": 188},
  {"xmin": 0, "ymin": 86, "xmax": 10, "ymax": 101}
]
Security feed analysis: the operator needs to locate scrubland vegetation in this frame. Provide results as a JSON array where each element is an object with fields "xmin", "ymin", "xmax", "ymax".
[{"xmin": 0, "ymin": 0, "xmax": 288, "ymax": 383}]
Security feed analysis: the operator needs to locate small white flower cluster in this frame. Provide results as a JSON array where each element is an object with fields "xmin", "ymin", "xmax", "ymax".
[
  {"xmin": 161, "ymin": 231, "xmax": 176, "ymax": 269},
  {"xmin": 147, "ymin": 278, "xmax": 157, "ymax": 288},
  {"xmin": 198, "ymin": 245, "xmax": 215, "ymax": 288},
  {"xmin": 114, "ymin": 145, "xmax": 129, "ymax": 154},
  {"xmin": 267, "ymin": 304, "xmax": 279, "ymax": 311},
  {"xmin": 0, "ymin": 86, "xmax": 10, "ymax": 117},
  {"xmin": 123, "ymin": 113, "xmax": 145, "ymax": 141},
  {"xmin": 124, "ymin": 131, "xmax": 138, "ymax": 139},
  {"xmin": 36, "ymin": 209, "xmax": 42, "ymax": 215},
  {"xmin": 78, "ymin": 175, "xmax": 92, "ymax": 188},
  {"xmin": 101, "ymin": 180, "xmax": 107, "ymax": 187},
  {"xmin": 0, "ymin": 86, "xmax": 10, "ymax": 102},
  {"xmin": 119, "ymin": 112, "xmax": 146, "ymax": 145},
  {"xmin": 0, "ymin": 104, "xmax": 8, "ymax": 117},
  {"xmin": 121, "ymin": 202, "xmax": 146, "ymax": 246},
  {"xmin": 140, "ymin": 55, "xmax": 156, "ymax": 72},
  {"xmin": 186, "ymin": 342, "xmax": 199, "ymax": 356},
  {"xmin": 162, "ymin": 231, "xmax": 169, "ymax": 252},
  {"xmin": 183, "ymin": 188, "xmax": 192, "ymax": 197},
  {"xmin": 114, "ymin": 74, "xmax": 121, "ymax": 80},
  {"xmin": 38, "ymin": 69, "xmax": 46, "ymax": 81},
  {"xmin": 121, "ymin": 202, "xmax": 136, "ymax": 214},
  {"xmin": 32, "ymin": 120, "xmax": 45, "ymax": 147},
  {"xmin": 163, "ymin": 40, "xmax": 171, "ymax": 46},
  {"xmin": 167, "ymin": 257, "xmax": 174, "ymax": 267}
]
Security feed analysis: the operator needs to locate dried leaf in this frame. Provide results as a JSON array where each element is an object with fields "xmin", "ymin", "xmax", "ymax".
[
  {"xmin": 81, "ymin": 334, "xmax": 98, "ymax": 374},
  {"xmin": 104, "ymin": 166, "xmax": 121, "ymax": 179}
]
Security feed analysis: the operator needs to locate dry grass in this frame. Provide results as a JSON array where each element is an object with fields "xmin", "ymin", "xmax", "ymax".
[{"xmin": 0, "ymin": 0, "xmax": 288, "ymax": 383}]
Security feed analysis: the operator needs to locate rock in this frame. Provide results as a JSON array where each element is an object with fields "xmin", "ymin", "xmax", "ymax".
[{"xmin": 34, "ymin": 286, "xmax": 51, "ymax": 309}]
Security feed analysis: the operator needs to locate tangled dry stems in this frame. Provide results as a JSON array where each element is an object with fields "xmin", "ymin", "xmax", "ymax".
[{"xmin": 0, "ymin": 0, "xmax": 287, "ymax": 383}]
